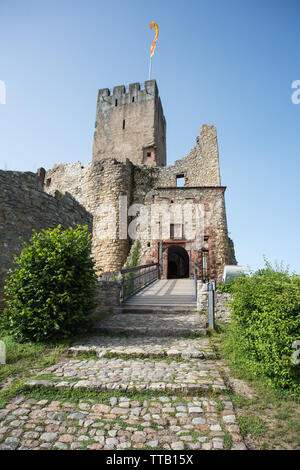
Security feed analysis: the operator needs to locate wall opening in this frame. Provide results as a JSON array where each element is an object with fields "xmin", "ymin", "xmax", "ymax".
[
  {"xmin": 122, "ymin": 119, "xmax": 125, "ymax": 130},
  {"xmin": 202, "ymin": 250, "xmax": 209, "ymax": 281},
  {"xmin": 167, "ymin": 246, "xmax": 189, "ymax": 279},
  {"xmin": 143, "ymin": 146, "xmax": 156, "ymax": 165},
  {"xmin": 170, "ymin": 224, "xmax": 184, "ymax": 239},
  {"xmin": 176, "ymin": 174, "xmax": 185, "ymax": 187}
]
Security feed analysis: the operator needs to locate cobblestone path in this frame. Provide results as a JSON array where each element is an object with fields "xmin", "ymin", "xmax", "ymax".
[
  {"xmin": 68, "ymin": 335, "xmax": 213, "ymax": 359},
  {"xmin": 91, "ymin": 313, "xmax": 207, "ymax": 336},
  {"xmin": 26, "ymin": 357, "xmax": 226, "ymax": 393},
  {"xmin": 0, "ymin": 300, "xmax": 247, "ymax": 450},
  {"xmin": 0, "ymin": 394, "xmax": 246, "ymax": 450}
]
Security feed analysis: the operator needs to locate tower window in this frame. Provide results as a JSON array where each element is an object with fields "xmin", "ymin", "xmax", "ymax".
[
  {"xmin": 132, "ymin": 97, "xmax": 135, "ymax": 102},
  {"xmin": 202, "ymin": 251, "xmax": 208, "ymax": 268},
  {"xmin": 170, "ymin": 224, "xmax": 183, "ymax": 239},
  {"xmin": 122, "ymin": 119, "xmax": 125, "ymax": 130},
  {"xmin": 202, "ymin": 250, "xmax": 209, "ymax": 281},
  {"xmin": 115, "ymin": 99, "xmax": 118, "ymax": 107},
  {"xmin": 176, "ymin": 174, "xmax": 185, "ymax": 187}
]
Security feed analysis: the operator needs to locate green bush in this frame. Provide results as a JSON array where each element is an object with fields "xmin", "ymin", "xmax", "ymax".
[
  {"xmin": 1, "ymin": 225, "xmax": 97, "ymax": 342},
  {"xmin": 217, "ymin": 282, "xmax": 234, "ymax": 293},
  {"xmin": 227, "ymin": 261, "xmax": 300, "ymax": 396}
]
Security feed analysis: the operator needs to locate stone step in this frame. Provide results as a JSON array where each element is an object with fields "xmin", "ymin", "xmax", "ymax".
[
  {"xmin": 68, "ymin": 335, "xmax": 214, "ymax": 359},
  {"xmin": 121, "ymin": 305, "xmax": 197, "ymax": 315},
  {"xmin": 124, "ymin": 297, "xmax": 197, "ymax": 305},
  {"xmin": 25, "ymin": 357, "xmax": 226, "ymax": 394},
  {"xmin": 92, "ymin": 313, "xmax": 207, "ymax": 337},
  {"xmin": 94, "ymin": 326, "xmax": 207, "ymax": 337}
]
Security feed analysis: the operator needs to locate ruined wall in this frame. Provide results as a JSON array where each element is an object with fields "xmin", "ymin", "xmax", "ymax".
[
  {"xmin": 121, "ymin": 124, "xmax": 235, "ymax": 281},
  {"xmin": 130, "ymin": 184, "xmax": 236, "ymax": 283},
  {"xmin": 45, "ymin": 114, "xmax": 235, "ymax": 282},
  {"xmin": 92, "ymin": 80, "xmax": 166, "ymax": 167},
  {"xmin": 197, "ymin": 282, "xmax": 232, "ymax": 323},
  {"xmin": 157, "ymin": 125, "xmax": 221, "ymax": 187},
  {"xmin": 45, "ymin": 158, "xmax": 133, "ymax": 274},
  {"xmin": 0, "ymin": 170, "xmax": 92, "ymax": 303},
  {"xmin": 95, "ymin": 280, "xmax": 121, "ymax": 314}
]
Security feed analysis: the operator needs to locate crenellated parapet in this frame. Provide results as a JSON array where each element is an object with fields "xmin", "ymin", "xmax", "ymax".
[
  {"xmin": 93, "ymin": 80, "xmax": 166, "ymax": 167},
  {"xmin": 98, "ymin": 80, "xmax": 159, "ymax": 107}
]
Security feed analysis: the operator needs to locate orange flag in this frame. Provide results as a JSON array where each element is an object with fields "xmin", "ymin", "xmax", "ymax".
[{"xmin": 150, "ymin": 22, "xmax": 159, "ymax": 58}]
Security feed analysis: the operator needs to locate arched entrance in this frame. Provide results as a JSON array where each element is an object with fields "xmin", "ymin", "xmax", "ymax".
[{"xmin": 167, "ymin": 246, "xmax": 189, "ymax": 279}]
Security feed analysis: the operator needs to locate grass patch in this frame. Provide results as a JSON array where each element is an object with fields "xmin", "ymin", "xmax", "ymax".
[
  {"xmin": 223, "ymin": 430, "xmax": 233, "ymax": 450},
  {"xmin": 70, "ymin": 351, "xmax": 99, "ymax": 360},
  {"xmin": 0, "ymin": 331, "xmax": 69, "ymax": 390},
  {"xmin": 183, "ymin": 333, "xmax": 206, "ymax": 339},
  {"xmin": 211, "ymin": 324, "xmax": 300, "ymax": 450},
  {"xmin": 32, "ymin": 373, "xmax": 60, "ymax": 382},
  {"xmin": 8, "ymin": 383, "xmax": 221, "ymax": 407},
  {"xmin": 198, "ymin": 310, "xmax": 206, "ymax": 316},
  {"xmin": 215, "ymin": 397, "xmax": 225, "ymax": 412},
  {"xmin": 237, "ymin": 415, "xmax": 267, "ymax": 438}
]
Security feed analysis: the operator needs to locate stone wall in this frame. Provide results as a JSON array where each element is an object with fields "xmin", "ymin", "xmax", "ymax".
[
  {"xmin": 130, "ymin": 185, "xmax": 236, "ymax": 282},
  {"xmin": 45, "ymin": 123, "xmax": 236, "ymax": 282},
  {"xmin": 93, "ymin": 80, "xmax": 166, "ymax": 167},
  {"xmin": 45, "ymin": 158, "xmax": 133, "ymax": 274},
  {"xmin": 157, "ymin": 125, "xmax": 221, "ymax": 187},
  {"xmin": 197, "ymin": 282, "xmax": 232, "ymax": 323},
  {"xmin": 0, "ymin": 170, "xmax": 92, "ymax": 303},
  {"xmin": 94, "ymin": 280, "xmax": 121, "ymax": 314}
]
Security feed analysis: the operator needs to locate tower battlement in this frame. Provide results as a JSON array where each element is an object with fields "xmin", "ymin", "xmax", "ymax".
[
  {"xmin": 98, "ymin": 80, "xmax": 159, "ymax": 107},
  {"xmin": 93, "ymin": 79, "xmax": 166, "ymax": 167}
]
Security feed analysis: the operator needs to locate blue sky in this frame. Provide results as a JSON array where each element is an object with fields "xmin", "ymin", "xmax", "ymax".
[{"xmin": 0, "ymin": 0, "xmax": 299, "ymax": 273}]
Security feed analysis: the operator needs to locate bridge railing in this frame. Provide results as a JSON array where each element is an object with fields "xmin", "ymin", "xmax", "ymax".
[
  {"xmin": 194, "ymin": 264, "xmax": 198, "ymax": 301},
  {"xmin": 120, "ymin": 263, "xmax": 159, "ymax": 302}
]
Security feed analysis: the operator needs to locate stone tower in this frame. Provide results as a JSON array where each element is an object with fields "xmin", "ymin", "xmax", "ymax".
[{"xmin": 92, "ymin": 80, "xmax": 166, "ymax": 167}]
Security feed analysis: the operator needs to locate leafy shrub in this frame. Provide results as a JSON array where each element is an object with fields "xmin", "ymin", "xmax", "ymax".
[
  {"xmin": 227, "ymin": 260, "xmax": 300, "ymax": 396},
  {"xmin": 1, "ymin": 225, "xmax": 97, "ymax": 342},
  {"xmin": 125, "ymin": 240, "xmax": 140, "ymax": 270},
  {"xmin": 217, "ymin": 282, "xmax": 234, "ymax": 293},
  {"xmin": 123, "ymin": 240, "xmax": 140, "ymax": 295}
]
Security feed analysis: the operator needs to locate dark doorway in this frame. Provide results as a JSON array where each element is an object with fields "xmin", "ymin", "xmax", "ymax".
[{"xmin": 167, "ymin": 246, "xmax": 189, "ymax": 279}]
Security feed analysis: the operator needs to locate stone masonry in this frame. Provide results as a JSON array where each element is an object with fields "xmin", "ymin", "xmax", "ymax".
[
  {"xmin": 0, "ymin": 79, "xmax": 236, "ymax": 299},
  {"xmin": 44, "ymin": 81, "xmax": 236, "ymax": 282},
  {"xmin": 93, "ymin": 80, "xmax": 166, "ymax": 167},
  {"xmin": 0, "ymin": 170, "xmax": 92, "ymax": 304},
  {"xmin": 197, "ymin": 282, "xmax": 232, "ymax": 323}
]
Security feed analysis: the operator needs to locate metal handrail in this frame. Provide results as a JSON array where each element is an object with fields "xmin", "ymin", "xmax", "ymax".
[
  {"xmin": 194, "ymin": 264, "xmax": 198, "ymax": 301},
  {"xmin": 120, "ymin": 263, "xmax": 158, "ymax": 275},
  {"xmin": 120, "ymin": 262, "xmax": 159, "ymax": 302}
]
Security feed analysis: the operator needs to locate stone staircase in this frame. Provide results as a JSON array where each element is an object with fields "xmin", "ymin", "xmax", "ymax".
[
  {"xmin": 26, "ymin": 280, "xmax": 213, "ymax": 394},
  {"xmin": 92, "ymin": 279, "xmax": 206, "ymax": 337},
  {"xmin": 21, "ymin": 279, "xmax": 247, "ymax": 451}
]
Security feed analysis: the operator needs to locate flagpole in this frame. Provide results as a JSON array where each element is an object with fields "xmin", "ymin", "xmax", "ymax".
[{"xmin": 149, "ymin": 57, "xmax": 151, "ymax": 80}]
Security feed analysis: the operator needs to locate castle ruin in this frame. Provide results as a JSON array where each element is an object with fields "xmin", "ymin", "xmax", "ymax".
[{"xmin": 0, "ymin": 79, "xmax": 236, "ymax": 303}]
